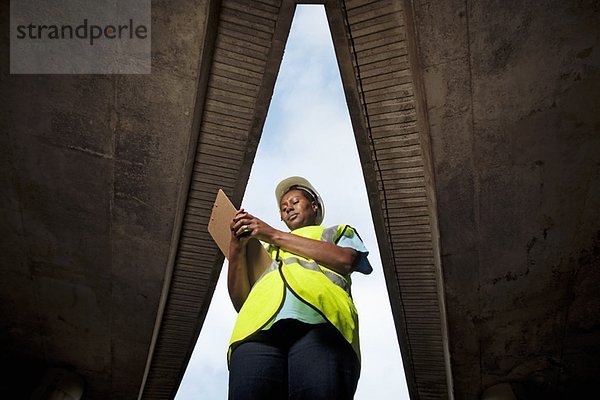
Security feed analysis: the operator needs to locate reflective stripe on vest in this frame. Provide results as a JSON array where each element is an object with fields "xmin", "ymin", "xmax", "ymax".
[
  {"xmin": 257, "ymin": 247, "xmax": 352, "ymax": 297},
  {"xmin": 281, "ymin": 257, "xmax": 351, "ymax": 297}
]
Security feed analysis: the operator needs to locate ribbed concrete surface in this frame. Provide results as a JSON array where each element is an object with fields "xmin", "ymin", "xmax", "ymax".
[{"xmin": 332, "ymin": 0, "xmax": 450, "ymax": 397}]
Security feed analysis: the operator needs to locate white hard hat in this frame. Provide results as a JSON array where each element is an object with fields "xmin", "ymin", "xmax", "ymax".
[{"xmin": 275, "ymin": 176, "xmax": 325, "ymax": 225}]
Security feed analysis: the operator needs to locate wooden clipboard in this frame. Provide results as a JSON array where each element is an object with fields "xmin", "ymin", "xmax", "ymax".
[{"xmin": 207, "ymin": 189, "xmax": 272, "ymax": 285}]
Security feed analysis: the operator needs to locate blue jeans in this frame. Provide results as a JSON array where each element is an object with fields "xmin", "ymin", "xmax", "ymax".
[{"xmin": 228, "ymin": 320, "xmax": 360, "ymax": 400}]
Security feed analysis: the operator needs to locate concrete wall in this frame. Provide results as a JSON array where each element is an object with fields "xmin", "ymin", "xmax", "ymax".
[
  {"xmin": 0, "ymin": 0, "xmax": 212, "ymax": 397},
  {"xmin": 411, "ymin": 0, "xmax": 600, "ymax": 397}
]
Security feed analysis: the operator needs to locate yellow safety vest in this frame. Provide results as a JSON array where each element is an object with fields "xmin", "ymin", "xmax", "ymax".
[{"xmin": 228, "ymin": 224, "xmax": 361, "ymax": 363}]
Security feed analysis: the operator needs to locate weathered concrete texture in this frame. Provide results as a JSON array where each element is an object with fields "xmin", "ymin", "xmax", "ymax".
[
  {"xmin": 413, "ymin": 0, "xmax": 600, "ymax": 397},
  {"xmin": 0, "ymin": 0, "xmax": 212, "ymax": 398}
]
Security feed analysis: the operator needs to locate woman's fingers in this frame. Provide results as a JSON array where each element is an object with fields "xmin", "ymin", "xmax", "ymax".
[
  {"xmin": 230, "ymin": 210, "xmax": 250, "ymax": 230},
  {"xmin": 231, "ymin": 214, "xmax": 258, "ymax": 238},
  {"xmin": 230, "ymin": 210, "xmax": 275, "ymax": 242},
  {"xmin": 232, "ymin": 211, "xmax": 248, "ymax": 224},
  {"xmin": 233, "ymin": 221, "xmax": 250, "ymax": 236}
]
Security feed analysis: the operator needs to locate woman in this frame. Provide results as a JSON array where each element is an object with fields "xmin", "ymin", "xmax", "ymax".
[{"xmin": 227, "ymin": 176, "xmax": 372, "ymax": 400}]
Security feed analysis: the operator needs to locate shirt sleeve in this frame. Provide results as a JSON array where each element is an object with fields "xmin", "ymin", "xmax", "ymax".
[{"xmin": 336, "ymin": 227, "xmax": 373, "ymax": 275}]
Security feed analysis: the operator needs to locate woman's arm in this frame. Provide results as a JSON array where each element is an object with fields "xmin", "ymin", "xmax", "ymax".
[
  {"xmin": 269, "ymin": 231, "xmax": 358, "ymax": 275},
  {"xmin": 227, "ymin": 210, "xmax": 252, "ymax": 312},
  {"xmin": 232, "ymin": 211, "xmax": 358, "ymax": 275}
]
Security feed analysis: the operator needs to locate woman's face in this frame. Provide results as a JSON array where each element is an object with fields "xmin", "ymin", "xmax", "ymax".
[{"xmin": 279, "ymin": 189, "xmax": 318, "ymax": 230}]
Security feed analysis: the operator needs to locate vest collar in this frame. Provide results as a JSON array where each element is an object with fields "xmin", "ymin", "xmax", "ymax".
[{"xmin": 290, "ymin": 224, "xmax": 324, "ymax": 238}]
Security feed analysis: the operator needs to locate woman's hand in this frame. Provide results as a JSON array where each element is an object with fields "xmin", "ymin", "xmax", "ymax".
[{"xmin": 231, "ymin": 209, "xmax": 279, "ymax": 243}]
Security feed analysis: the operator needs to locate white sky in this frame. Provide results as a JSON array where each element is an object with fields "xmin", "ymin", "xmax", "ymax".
[{"xmin": 176, "ymin": 5, "xmax": 409, "ymax": 399}]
